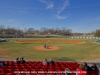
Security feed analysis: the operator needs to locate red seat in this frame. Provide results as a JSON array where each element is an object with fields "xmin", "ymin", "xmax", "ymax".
[
  {"xmin": 17, "ymin": 74, "xmax": 27, "ymax": 75},
  {"xmin": 27, "ymin": 74, "xmax": 37, "ymax": 75},
  {"xmin": 91, "ymin": 71, "xmax": 99, "ymax": 75},
  {"xmin": 38, "ymin": 73, "xmax": 48, "ymax": 75},
  {"xmin": 7, "ymin": 73, "xmax": 16, "ymax": 75},
  {"xmin": 7, "ymin": 69, "xmax": 15, "ymax": 73},
  {"xmin": 0, "ymin": 74, "xmax": 6, "ymax": 75},
  {"xmin": 0, "ymin": 70, "xmax": 8, "ymax": 74},
  {"xmin": 48, "ymin": 73, "xmax": 56, "ymax": 75}
]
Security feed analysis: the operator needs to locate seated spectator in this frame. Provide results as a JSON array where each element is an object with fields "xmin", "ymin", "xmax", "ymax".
[
  {"xmin": 91, "ymin": 63, "xmax": 99, "ymax": 75},
  {"xmin": 20, "ymin": 57, "xmax": 26, "ymax": 63},
  {"xmin": 83, "ymin": 62, "xmax": 92, "ymax": 71},
  {"xmin": 49, "ymin": 59, "xmax": 55, "ymax": 65},
  {"xmin": 76, "ymin": 64, "xmax": 87, "ymax": 75},
  {"xmin": 0, "ymin": 61, "xmax": 7, "ymax": 66},
  {"xmin": 62, "ymin": 68, "xmax": 70, "ymax": 75},
  {"xmin": 15, "ymin": 58, "xmax": 20, "ymax": 63},
  {"xmin": 43, "ymin": 58, "xmax": 49, "ymax": 65},
  {"xmin": 91, "ymin": 63, "xmax": 99, "ymax": 71},
  {"xmin": 83, "ymin": 62, "xmax": 92, "ymax": 75},
  {"xmin": 3, "ymin": 61, "xmax": 7, "ymax": 66},
  {"xmin": 0, "ymin": 61, "xmax": 3, "ymax": 67}
]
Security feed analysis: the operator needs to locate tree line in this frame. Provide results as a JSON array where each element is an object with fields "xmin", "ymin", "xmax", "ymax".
[
  {"xmin": 0, "ymin": 25, "xmax": 100, "ymax": 37},
  {"xmin": 0, "ymin": 25, "xmax": 72, "ymax": 36}
]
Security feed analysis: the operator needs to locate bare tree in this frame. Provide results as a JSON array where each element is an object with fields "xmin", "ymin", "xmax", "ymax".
[{"xmin": 27, "ymin": 28, "xmax": 35, "ymax": 35}]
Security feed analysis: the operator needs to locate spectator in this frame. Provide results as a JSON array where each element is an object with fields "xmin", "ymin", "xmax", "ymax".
[
  {"xmin": 0, "ymin": 61, "xmax": 7, "ymax": 66},
  {"xmin": 49, "ymin": 59, "xmax": 55, "ymax": 65},
  {"xmin": 91, "ymin": 63, "xmax": 99, "ymax": 75},
  {"xmin": 3, "ymin": 61, "xmax": 7, "ymax": 66},
  {"xmin": 15, "ymin": 58, "xmax": 20, "ymax": 63},
  {"xmin": 0, "ymin": 61, "xmax": 3, "ymax": 67},
  {"xmin": 83, "ymin": 62, "xmax": 92, "ymax": 75},
  {"xmin": 20, "ymin": 57, "xmax": 26, "ymax": 63},
  {"xmin": 83, "ymin": 62, "xmax": 92, "ymax": 71},
  {"xmin": 76, "ymin": 64, "xmax": 87, "ymax": 75},
  {"xmin": 43, "ymin": 58, "xmax": 49, "ymax": 65},
  {"xmin": 62, "ymin": 68, "xmax": 70, "ymax": 75},
  {"xmin": 91, "ymin": 63, "xmax": 99, "ymax": 71}
]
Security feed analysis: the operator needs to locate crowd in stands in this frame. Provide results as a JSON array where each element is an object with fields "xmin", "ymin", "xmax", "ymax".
[
  {"xmin": 42, "ymin": 58, "xmax": 99, "ymax": 75},
  {"xmin": 15, "ymin": 57, "xmax": 26, "ymax": 63},
  {"xmin": 0, "ymin": 58, "xmax": 99, "ymax": 75},
  {"xmin": 61, "ymin": 62, "xmax": 99, "ymax": 75},
  {"xmin": 43, "ymin": 58, "xmax": 55, "ymax": 65},
  {"xmin": 41, "ymin": 60, "xmax": 99, "ymax": 75},
  {"xmin": 75, "ymin": 62, "xmax": 99, "ymax": 75}
]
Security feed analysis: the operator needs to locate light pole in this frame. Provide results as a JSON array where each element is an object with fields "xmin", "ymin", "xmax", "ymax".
[{"xmin": 74, "ymin": 25, "xmax": 76, "ymax": 37}]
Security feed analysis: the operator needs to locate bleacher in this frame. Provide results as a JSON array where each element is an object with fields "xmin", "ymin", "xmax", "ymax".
[{"xmin": 0, "ymin": 61, "xmax": 79, "ymax": 75}]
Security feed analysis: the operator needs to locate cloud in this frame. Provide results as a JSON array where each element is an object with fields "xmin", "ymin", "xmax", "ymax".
[
  {"xmin": 56, "ymin": 14, "xmax": 67, "ymax": 20},
  {"xmin": 38, "ymin": 0, "xmax": 54, "ymax": 9},
  {"xmin": 57, "ymin": 0, "xmax": 69, "ymax": 14},
  {"xmin": 56, "ymin": 0, "xmax": 69, "ymax": 20}
]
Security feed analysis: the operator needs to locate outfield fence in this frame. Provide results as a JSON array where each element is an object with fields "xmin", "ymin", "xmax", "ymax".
[{"xmin": 0, "ymin": 35, "xmax": 100, "ymax": 40}]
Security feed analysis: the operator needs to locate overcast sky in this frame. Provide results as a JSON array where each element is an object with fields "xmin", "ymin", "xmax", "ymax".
[{"xmin": 0, "ymin": 0, "xmax": 100, "ymax": 33}]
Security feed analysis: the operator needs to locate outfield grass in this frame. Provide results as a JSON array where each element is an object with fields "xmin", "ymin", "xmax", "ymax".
[{"xmin": 0, "ymin": 38, "xmax": 100, "ymax": 61}]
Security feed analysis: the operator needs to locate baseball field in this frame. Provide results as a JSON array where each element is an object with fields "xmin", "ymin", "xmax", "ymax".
[{"xmin": 0, "ymin": 38, "xmax": 100, "ymax": 61}]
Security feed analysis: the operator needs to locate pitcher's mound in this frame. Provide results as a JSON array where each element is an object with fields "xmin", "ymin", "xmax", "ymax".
[{"xmin": 34, "ymin": 46, "xmax": 59, "ymax": 51}]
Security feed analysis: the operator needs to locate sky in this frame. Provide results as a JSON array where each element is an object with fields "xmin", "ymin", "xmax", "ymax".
[{"xmin": 0, "ymin": 0, "xmax": 100, "ymax": 33}]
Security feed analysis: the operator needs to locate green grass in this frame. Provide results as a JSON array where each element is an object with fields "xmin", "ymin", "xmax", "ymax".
[{"xmin": 0, "ymin": 38, "xmax": 100, "ymax": 61}]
